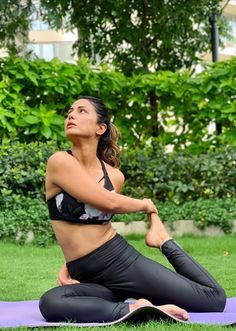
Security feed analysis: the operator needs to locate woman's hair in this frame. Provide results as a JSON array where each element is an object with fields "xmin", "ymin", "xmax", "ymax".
[{"xmin": 77, "ymin": 96, "xmax": 121, "ymax": 168}]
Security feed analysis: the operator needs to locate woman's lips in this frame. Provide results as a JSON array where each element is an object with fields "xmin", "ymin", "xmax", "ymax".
[{"xmin": 67, "ymin": 123, "xmax": 76, "ymax": 128}]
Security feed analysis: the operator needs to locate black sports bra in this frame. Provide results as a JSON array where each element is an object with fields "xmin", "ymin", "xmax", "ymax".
[{"xmin": 47, "ymin": 150, "xmax": 115, "ymax": 224}]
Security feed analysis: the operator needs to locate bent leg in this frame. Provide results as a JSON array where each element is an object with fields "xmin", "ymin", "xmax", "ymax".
[
  {"xmin": 101, "ymin": 240, "xmax": 226, "ymax": 312},
  {"xmin": 39, "ymin": 283, "xmax": 129, "ymax": 323}
]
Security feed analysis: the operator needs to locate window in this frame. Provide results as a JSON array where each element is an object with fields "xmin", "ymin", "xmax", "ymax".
[
  {"xmin": 27, "ymin": 42, "xmax": 76, "ymax": 62},
  {"xmin": 223, "ymin": 15, "xmax": 236, "ymax": 47},
  {"xmin": 30, "ymin": 11, "xmax": 50, "ymax": 31}
]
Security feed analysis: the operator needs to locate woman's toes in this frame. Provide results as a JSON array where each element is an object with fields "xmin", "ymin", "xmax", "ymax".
[{"xmin": 157, "ymin": 304, "xmax": 189, "ymax": 321}]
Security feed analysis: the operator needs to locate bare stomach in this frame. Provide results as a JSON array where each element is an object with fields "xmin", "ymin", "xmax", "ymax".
[{"xmin": 51, "ymin": 221, "xmax": 117, "ymax": 262}]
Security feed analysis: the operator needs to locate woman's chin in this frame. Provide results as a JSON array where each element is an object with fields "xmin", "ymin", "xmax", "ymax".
[{"xmin": 65, "ymin": 132, "xmax": 79, "ymax": 142}]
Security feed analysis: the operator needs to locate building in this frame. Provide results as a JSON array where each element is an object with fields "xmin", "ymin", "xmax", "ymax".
[
  {"xmin": 28, "ymin": 10, "xmax": 78, "ymax": 63},
  {"xmin": 219, "ymin": 0, "xmax": 236, "ymax": 59},
  {"xmin": 201, "ymin": 0, "xmax": 236, "ymax": 61}
]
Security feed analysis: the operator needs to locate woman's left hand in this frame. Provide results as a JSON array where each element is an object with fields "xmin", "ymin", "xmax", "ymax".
[{"xmin": 57, "ymin": 264, "xmax": 80, "ymax": 286}]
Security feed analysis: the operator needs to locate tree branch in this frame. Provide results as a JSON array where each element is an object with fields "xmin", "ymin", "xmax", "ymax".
[
  {"xmin": 141, "ymin": 0, "xmax": 148, "ymax": 30},
  {"xmin": 220, "ymin": 0, "xmax": 230, "ymax": 14}
]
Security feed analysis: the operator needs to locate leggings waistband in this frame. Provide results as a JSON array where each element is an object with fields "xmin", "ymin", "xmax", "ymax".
[{"xmin": 66, "ymin": 233, "xmax": 140, "ymax": 281}]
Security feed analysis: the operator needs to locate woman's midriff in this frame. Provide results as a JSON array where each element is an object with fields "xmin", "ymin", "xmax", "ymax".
[{"xmin": 51, "ymin": 221, "xmax": 117, "ymax": 262}]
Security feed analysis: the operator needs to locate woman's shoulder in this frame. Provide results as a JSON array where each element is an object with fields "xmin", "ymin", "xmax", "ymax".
[
  {"xmin": 104, "ymin": 162, "xmax": 125, "ymax": 179},
  {"xmin": 103, "ymin": 162, "xmax": 125, "ymax": 192},
  {"xmin": 47, "ymin": 150, "xmax": 73, "ymax": 169}
]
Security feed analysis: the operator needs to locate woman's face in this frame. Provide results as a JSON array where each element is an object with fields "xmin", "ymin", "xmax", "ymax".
[{"xmin": 64, "ymin": 99, "xmax": 106, "ymax": 140}]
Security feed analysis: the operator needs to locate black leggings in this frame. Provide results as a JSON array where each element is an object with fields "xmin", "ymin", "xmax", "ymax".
[{"xmin": 39, "ymin": 234, "xmax": 226, "ymax": 323}]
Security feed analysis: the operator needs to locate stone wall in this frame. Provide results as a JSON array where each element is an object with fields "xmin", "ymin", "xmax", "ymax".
[{"xmin": 113, "ymin": 220, "xmax": 236, "ymax": 236}]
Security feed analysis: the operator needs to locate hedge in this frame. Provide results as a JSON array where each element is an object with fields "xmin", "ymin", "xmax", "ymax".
[
  {"xmin": 1, "ymin": 139, "xmax": 236, "ymax": 203},
  {"xmin": 1, "ymin": 56, "xmax": 236, "ymax": 150}
]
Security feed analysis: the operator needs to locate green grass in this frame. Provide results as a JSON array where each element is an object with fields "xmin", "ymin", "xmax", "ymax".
[{"xmin": 1, "ymin": 234, "xmax": 236, "ymax": 331}]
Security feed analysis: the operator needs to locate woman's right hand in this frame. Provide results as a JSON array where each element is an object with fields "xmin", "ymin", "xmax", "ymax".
[
  {"xmin": 57, "ymin": 264, "xmax": 80, "ymax": 286},
  {"xmin": 143, "ymin": 198, "xmax": 158, "ymax": 214}
]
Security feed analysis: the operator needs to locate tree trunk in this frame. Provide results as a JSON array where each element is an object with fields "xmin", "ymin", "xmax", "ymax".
[
  {"xmin": 149, "ymin": 90, "xmax": 159, "ymax": 137},
  {"xmin": 216, "ymin": 122, "xmax": 222, "ymax": 135}
]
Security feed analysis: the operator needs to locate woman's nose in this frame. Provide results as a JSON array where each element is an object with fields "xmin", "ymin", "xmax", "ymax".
[{"xmin": 68, "ymin": 113, "xmax": 74, "ymax": 119}]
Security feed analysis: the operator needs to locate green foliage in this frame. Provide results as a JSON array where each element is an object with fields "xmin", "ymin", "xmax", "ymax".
[
  {"xmin": 0, "ymin": 0, "xmax": 33, "ymax": 55},
  {"xmin": 121, "ymin": 143, "xmax": 236, "ymax": 203},
  {"xmin": 1, "ymin": 56, "xmax": 236, "ymax": 149},
  {"xmin": 0, "ymin": 195, "xmax": 54, "ymax": 246},
  {"xmin": 40, "ymin": 0, "xmax": 227, "ymax": 75},
  {"xmin": 0, "ymin": 139, "xmax": 69, "ymax": 199},
  {"xmin": 0, "ymin": 56, "xmax": 128, "ymax": 143},
  {"xmin": 1, "ymin": 139, "xmax": 236, "ymax": 204},
  {"xmin": 113, "ymin": 198, "xmax": 236, "ymax": 234}
]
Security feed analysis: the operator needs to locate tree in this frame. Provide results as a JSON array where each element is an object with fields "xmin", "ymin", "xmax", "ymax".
[
  {"xmin": 39, "ymin": 0, "xmax": 229, "ymax": 138},
  {"xmin": 40, "ymin": 0, "xmax": 229, "ymax": 75},
  {"xmin": 0, "ymin": 0, "xmax": 33, "ymax": 55},
  {"xmin": 0, "ymin": 0, "xmax": 231, "ymax": 141}
]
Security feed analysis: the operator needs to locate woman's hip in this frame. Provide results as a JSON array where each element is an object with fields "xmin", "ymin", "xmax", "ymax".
[{"xmin": 66, "ymin": 233, "xmax": 140, "ymax": 282}]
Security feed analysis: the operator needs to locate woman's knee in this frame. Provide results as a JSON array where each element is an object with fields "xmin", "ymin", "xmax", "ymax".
[
  {"xmin": 39, "ymin": 286, "xmax": 65, "ymax": 322},
  {"xmin": 215, "ymin": 285, "xmax": 226, "ymax": 312}
]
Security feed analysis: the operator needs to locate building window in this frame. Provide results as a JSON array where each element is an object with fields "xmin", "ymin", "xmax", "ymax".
[
  {"xmin": 30, "ymin": 12, "xmax": 51, "ymax": 31},
  {"xmin": 224, "ymin": 15, "xmax": 236, "ymax": 47},
  {"xmin": 27, "ymin": 42, "xmax": 75, "ymax": 62}
]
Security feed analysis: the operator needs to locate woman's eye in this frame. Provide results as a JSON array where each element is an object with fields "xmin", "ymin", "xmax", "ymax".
[{"xmin": 79, "ymin": 109, "xmax": 86, "ymax": 113}]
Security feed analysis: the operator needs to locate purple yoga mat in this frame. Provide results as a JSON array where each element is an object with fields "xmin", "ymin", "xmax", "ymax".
[{"xmin": 0, "ymin": 298, "xmax": 236, "ymax": 328}]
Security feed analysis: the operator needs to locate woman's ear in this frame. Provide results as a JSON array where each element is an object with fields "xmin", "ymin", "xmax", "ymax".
[{"xmin": 96, "ymin": 123, "xmax": 107, "ymax": 136}]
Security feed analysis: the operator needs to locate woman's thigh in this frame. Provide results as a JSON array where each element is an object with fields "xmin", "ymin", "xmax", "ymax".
[{"xmin": 101, "ymin": 254, "xmax": 220, "ymax": 311}]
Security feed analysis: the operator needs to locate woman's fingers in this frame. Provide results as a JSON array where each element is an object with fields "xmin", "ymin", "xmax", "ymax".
[
  {"xmin": 57, "ymin": 264, "xmax": 80, "ymax": 286},
  {"xmin": 143, "ymin": 198, "xmax": 158, "ymax": 214}
]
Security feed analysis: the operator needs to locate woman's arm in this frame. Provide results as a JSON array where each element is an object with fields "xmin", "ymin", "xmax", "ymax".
[
  {"xmin": 57, "ymin": 165, "xmax": 131, "ymax": 286},
  {"xmin": 47, "ymin": 151, "xmax": 157, "ymax": 214}
]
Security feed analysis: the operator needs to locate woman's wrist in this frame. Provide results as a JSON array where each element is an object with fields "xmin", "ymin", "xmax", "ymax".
[
  {"xmin": 142, "ymin": 198, "xmax": 158, "ymax": 214},
  {"xmin": 142, "ymin": 198, "xmax": 152, "ymax": 213}
]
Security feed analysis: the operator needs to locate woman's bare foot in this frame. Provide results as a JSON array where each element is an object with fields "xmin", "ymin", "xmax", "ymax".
[
  {"xmin": 129, "ymin": 300, "xmax": 189, "ymax": 321},
  {"xmin": 156, "ymin": 304, "xmax": 189, "ymax": 321},
  {"xmin": 129, "ymin": 299, "xmax": 153, "ymax": 312},
  {"xmin": 145, "ymin": 213, "xmax": 172, "ymax": 248}
]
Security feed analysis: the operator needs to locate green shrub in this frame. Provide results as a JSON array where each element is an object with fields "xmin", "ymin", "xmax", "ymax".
[
  {"xmin": 121, "ymin": 143, "xmax": 236, "ymax": 203},
  {"xmin": 1, "ymin": 55, "xmax": 236, "ymax": 149},
  {"xmin": 1, "ymin": 140, "xmax": 236, "ymax": 205},
  {"xmin": 0, "ymin": 139, "xmax": 69, "ymax": 199},
  {"xmin": 113, "ymin": 197, "xmax": 236, "ymax": 234},
  {"xmin": 0, "ymin": 195, "xmax": 54, "ymax": 246}
]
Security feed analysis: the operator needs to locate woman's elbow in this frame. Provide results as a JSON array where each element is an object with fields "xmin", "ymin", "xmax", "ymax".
[{"xmin": 102, "ymin": 195, "xmax": 121, "ymax": 214}]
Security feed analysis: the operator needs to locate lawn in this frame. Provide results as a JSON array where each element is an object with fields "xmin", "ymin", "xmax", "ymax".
[{"xmin": 1, "ymin": 234, "xmax": 236, "ymax": 331}]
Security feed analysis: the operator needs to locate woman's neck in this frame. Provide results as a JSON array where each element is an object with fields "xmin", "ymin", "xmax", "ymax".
[{"xmin": 71, "ymin": 140, "xmax": 100, "ymax": 169}]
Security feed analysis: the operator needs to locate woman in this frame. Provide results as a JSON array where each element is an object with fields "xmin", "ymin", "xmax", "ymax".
[{"xmin": 39, "ymin": 96, "xmax": 226, "ymax": 323}]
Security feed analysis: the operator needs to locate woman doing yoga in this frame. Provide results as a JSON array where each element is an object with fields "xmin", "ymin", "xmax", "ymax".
[{"xmin": 39, "ymin": 96, "xmax": 226, "ymax": 323}]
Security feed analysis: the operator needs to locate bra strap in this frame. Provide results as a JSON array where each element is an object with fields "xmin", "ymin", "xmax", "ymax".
[
  {"xmin": 100, "ymin": 159, "xmax": 109, "ymax": 178},
  {"xmin": 100, "ymin": 160, "xmax": 114, "ymax": 191}
]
